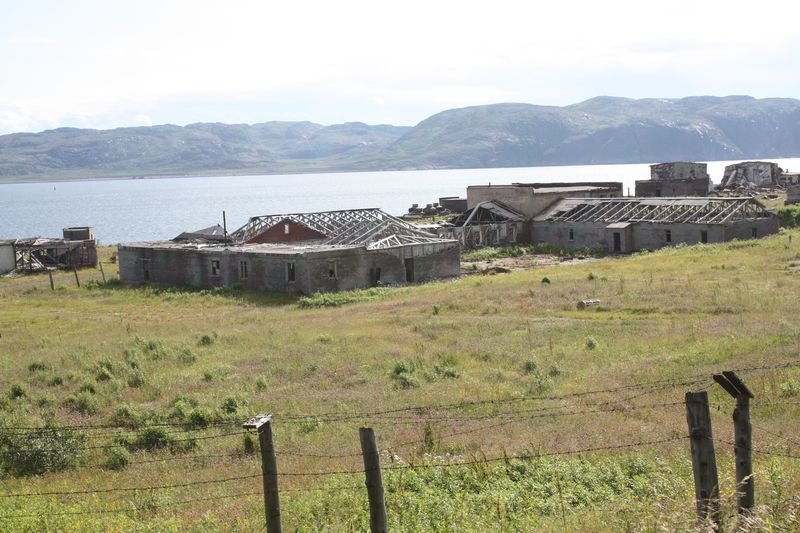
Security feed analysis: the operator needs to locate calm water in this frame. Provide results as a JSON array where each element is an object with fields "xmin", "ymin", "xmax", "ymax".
[{"xmin": 2, "ymin": 158, "xmax": 799, "ymax": 244}]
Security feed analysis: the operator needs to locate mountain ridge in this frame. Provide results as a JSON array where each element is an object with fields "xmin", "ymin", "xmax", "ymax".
[{"xmin": 2, "ymin": 96, "xmax": 799, "ymax": 182}]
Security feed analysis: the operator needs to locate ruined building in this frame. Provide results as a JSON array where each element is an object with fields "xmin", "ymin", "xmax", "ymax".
[
  {"xmin": 0, "ymin": 227, "xmax": 98, "ymax": 275},
  {"xmin": 635, "ymin": 162, "xmax": 711, "ymax": 197},
  {"xmin": 533, "ymin": 197, "xmax": 778, "ymax": 253},
  {"xmin": 118, "ymin": 209, "xmax": 459, "ymax": 294},
  {"xmin": 440, "ymin": 182, "xmax": 623, "ymax": 248}
]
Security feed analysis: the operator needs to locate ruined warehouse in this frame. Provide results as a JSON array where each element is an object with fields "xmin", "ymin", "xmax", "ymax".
[
  {"xmin": 118, "ymin": 208, "xmax": 460, "ymax": 294},
  {"xmin": 533, "ymin": 197, "xmax": 778, "ymax": 253}
]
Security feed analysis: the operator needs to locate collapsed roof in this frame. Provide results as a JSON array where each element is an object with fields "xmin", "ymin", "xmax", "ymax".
[
  {"xmin": 230, "ymin": 208, "xmax": 451, "ymax": 250},
  {"xmin": 450, "ymin": 201, "xmax": 527, "ymax": 226},
  {"xmin": 534, "ymin": 197, "xmax": 774, "ymax": 224}
]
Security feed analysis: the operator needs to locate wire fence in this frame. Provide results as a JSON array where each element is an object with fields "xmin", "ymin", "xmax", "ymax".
[{"xmin": 0, "ymin": 361, "xmax": 798, "ymax": 528}]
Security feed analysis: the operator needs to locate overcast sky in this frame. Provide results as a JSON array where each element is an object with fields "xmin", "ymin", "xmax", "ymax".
[{"xmin": 1, "ymin": 0, "xmax": 798, "ymax": 135}]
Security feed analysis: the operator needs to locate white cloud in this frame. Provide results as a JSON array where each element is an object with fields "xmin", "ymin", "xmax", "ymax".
[{"xmin": 0, "ymin": 0, "xmax": 798, "ymax": 133}]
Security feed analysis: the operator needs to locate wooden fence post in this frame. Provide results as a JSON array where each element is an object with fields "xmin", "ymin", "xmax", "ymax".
[
  {"xmin": 48, "ymin": 270, "xmax": 54, "ymax": 291},
  {"xmin": 685, "ymin": 391, "xmax": 720, "ymax": 527},
  {"xmin": 360, "ymin": 427, "xmax": 388, "ymax": 533},
  {"xmin": 713, "ymin": 371, "xmax": 755, "ymax": 513},
  {"xmin": 98, "ymin": 261, "xmax": 106, "ymax": 283},
  {"xmin": 243, "ymin": 415, "xmax": 282, "ymax": 533},
  {"xmin": 73, "ymin": 267, "xmax": 80, "ymax": 288}
]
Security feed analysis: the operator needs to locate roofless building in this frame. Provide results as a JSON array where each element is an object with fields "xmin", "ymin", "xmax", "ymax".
[{"xmin": 118, "ymin": 208, "xmax": 459, "ymax": 294}]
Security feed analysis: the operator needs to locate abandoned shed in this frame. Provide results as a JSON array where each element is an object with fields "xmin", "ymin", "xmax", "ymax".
[
  {"xmin": 119, "ymin": 208, "xmax": 460, "ymax": 294},
  {"xmin": 532, "ymin": 197, "xmax": 778, "ymax": 253},
  {"xmin": 1, "ymin": 227, "xmax": 98, "ymax": 274}
]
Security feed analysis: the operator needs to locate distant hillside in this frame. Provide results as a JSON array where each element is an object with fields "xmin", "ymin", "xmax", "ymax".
[{"xmin": 2, "ymin": 96, "xmax": 800, "ymax": 181}]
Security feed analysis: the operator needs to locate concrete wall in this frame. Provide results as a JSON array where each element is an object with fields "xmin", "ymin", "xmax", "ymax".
[
  {"xmin": 119, "ymin": 242, "xmax": 460, "ymax": 295},
  {"xmin": 635, "ymin": 178, "xmax": 710, "ymax": 197},
  {"xmin": 467, "ymin": 186, "xmax": 536, "ymax": 214},
  {"xmin": 467, "ymin": 184, "xmax": 622, "ymax": 219},
  {"xmin": 722, "ymin": 162, "xmax": 780, "ymax": 188},
  {"xmin": 787, "ymin": 184, "xmax": 800, "ymax": 205},
  {"xmin": 0, "ymin": 243, "xmax": 15, "ymax": 274},
  {"xmin": 650, "ymin": 162, "xmax": 709, "ymax": 181},
  {"xmin": 532, "ymin": 218, "xmax": 778, "ymax": 252}
]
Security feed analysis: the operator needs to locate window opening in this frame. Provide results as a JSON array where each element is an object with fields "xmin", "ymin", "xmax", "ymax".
[
  {"xmin": 239, "ymin": 260, "xmax": 248, "ymax": 279},
  {"xmin": 700, "ymin": 230, "xmax": 708, "ymax": 244},
  {"xmin": 211, "ymin": 259, "xmax": 220, "ymax": 275},
  {"xmin": 287, "ymin": 262, "xmax": 296, "ymax": 282},
  {"xmin": 665, "ymin": 229, "xmax": 672, "ymax": 243},
  {"xmin": 328, "ymin": 261, "xmax": 337, "ymax": 280},
  {"xmin": 568, "ymin": 228, "xmax": 574, "ymax": 241}
]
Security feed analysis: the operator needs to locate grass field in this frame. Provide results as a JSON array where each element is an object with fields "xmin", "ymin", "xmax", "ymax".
[{"xmin": 1, "ymin": 232, "xmax": 799, "ymax": 531}]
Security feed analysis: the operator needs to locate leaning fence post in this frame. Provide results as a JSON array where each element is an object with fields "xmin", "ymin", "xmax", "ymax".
[
  {"xmin": 72, "ymin": 267, "xmax": 80, "ymax": 288},
  {"xmin": 98, "ymin": 261, "xmax": 106, "ymax": 283},
  {"xmin": 243, "ymin": 414, "xmax": 282, "ymax": 533},
  {"xmin": 48, "ymin": 270, "xmax": 54, "ymax": 291},
  {"xmin": 713, "ymin": 371, "xmax": 755, "ymax": 513},
  {"xmin": 360, "ymin": 427, "xmax": 388, "ymax": 533},
  {"xmin": 685, "ymin": 391, "xmax": 720, "ymax": 527}
]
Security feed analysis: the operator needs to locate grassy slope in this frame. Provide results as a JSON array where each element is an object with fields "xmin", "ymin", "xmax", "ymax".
[{"xmin": 1, "ymin": 236, "xmax": 799, "ymax": 531}]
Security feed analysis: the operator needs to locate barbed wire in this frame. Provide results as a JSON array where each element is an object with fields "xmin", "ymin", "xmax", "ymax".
[{"xmin": 0, "ymin": 472, "xmax": 261, "ymax": 499}]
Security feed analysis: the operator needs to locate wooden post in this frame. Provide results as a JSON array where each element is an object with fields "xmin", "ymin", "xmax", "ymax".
[
  {"xmin": 48, "ymin": 270, "xmax": 54, "ymax": 291},
  {"xmin": 685, "ymin": 391, "xmax": 720, "ymax": 527},
  {"xmin": 243, "ymin": 415, "xmax": 281, "ymax": 533},
  {"xmin": 733, "ymin": 394, "xmax": 754, "ymax": 512},
  {"xmin": 73, "ymin": 267, "xmax": 80, "ymax": 288},
  {"xmin": 98, "ymin": 261, "xmax": 106, "ymax": 283},
  {"xmin": 360, "ymin": 427, "xmax": 388, "ymax": 533},
  {"xmin": 713, "ymin": 371, "xmax": 755, "ymax": 513}
]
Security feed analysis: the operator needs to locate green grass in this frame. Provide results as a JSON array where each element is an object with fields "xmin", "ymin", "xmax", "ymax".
[
  {"xmin": 1, "ymin": 238, "xmax": 800, "ymax": 530},
  {"xmin": 462, "ymin": 243, "xmax": 607, "ymax": 262}
]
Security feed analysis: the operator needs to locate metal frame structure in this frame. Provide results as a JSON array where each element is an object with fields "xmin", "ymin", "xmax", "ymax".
[
  {"xmin": 450, "ymin": 201, "xmax": 526, "ymax": 227},
  {"xmin": 231, "ymin": 208, "xmax": 449, "ymax": 250},
  {"xmin": 538, "ymin": 197, "xmax": 773, "ymax": 225}
]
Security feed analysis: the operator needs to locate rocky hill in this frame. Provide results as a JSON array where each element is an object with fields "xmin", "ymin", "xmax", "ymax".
[{"xmin": 2, "ymin": 96, "xmax": 799, "ymax": 181}]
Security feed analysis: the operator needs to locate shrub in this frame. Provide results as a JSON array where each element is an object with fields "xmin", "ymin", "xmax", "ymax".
[
  {"xmin": 242, "ymin": 433, "xmax": 257, "ymax": 455},
  {"xmin": 177, "ymin": 348, "xmax": 197, "ymax": 365},
  {"xmin": 522, "ymin": 360, "xmax": 537, "ymax": 374},
  {"xmin": 255, "ymin": 376, "xmax": 268, "ymax": 391},
  {"xmin": 187, "ymin": 407, "xmax": 215, "ymax": 429},
  {"xmin": 220, "ymin": 396, "xmax": 247, "ymax": 414},
  {"xmin": 8, "ymin": 383, "xmax": 26, "ymax": 400},
  {"xmin": 103, "ymin": 447, "xmax": 130, "ymax": 471},
  {"xmin": 47, "ymin": 375, "xmax": 64, "ymax": 387},
  {"xmin": 298, "ymin": 416, "xmax": 321, "ymax": 435},
  {"xmin": 541, "ymin": 277, "xmax": 551, "ymax": 285},
  {"xmin": 64, "ymin": 392, "xmax": 99, "ymax": 415},
  {"xmin": 113, "ymin": 405, "xmax": 147, "ymax": 428},
  {"xmin": 127, "ymin": 370, "xmax": 146, "ymax": 388},
  {"xmin": 135, "ymin": 427, "xmax": 171, "ymax": 451},
  {"xmin": 198, "ymin": 333, "xmax": 217, "ymax": 346},
  {"xmin": 432, "ymin": 304, "xmax": 441, "ymax": 315},
  {"xmin": 0, "ymin": 424, "xmax": 86, "ymax": 476},
  {"xmin": 586, "ymin": 337, "xmax": 598, "ymax": 350},
  {"xmin": 779, "ymin": 379, "xmax": 799, "ymax": 397},
  {"xmin": 28, "ymin": 361, "xmax": 51, "ymax": 372},
  {"xmin": 587, "ymin": 272, "xmax": 597, "ymax": 281},
  {"xmin": 297, "ymin": 287, "xmax": 399, "ymax": 308}
]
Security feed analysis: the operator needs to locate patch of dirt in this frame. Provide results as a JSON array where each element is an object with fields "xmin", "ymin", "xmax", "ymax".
[{"xmin": 461, "ymin": 254, "xmax": 600, "ymax": 275}]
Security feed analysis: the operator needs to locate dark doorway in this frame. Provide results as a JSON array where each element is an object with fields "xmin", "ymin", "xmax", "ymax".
[
  {"xmin": 700, "ymin": 230, "xmax": 708, "ymax": 244},
  {"xmin": 612, "ymin": 232, "xmax": 621, "ymax": 253},
  {"xmin": 404, "ymin": 258, "xmax": 414, "ymax": 283}
]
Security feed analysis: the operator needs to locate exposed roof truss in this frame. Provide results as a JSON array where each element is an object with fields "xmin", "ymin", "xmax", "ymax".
[
  {"xmin": 539, "ymin": 197, "xmax": 773, "ymax": 224},
  {"xmin": 231, "ymin": 208, "xmax": 450, "ymax": 249}
]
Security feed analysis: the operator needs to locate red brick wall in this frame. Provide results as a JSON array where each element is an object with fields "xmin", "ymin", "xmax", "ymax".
[{"xmin": 246, "ymin": 218, "xmax": 328, "ymax": 244}]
